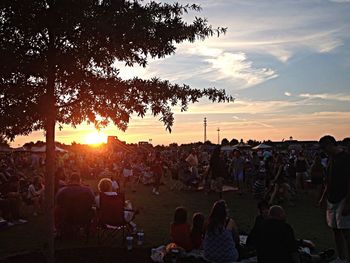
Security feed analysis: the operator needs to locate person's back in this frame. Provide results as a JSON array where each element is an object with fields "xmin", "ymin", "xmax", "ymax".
[
  {"xmin": 252, "ymin": 178, "xmax": 266, "ymax": 199},
  {"xmin": 170, "ymin": 207, "xmax": 192, "ymax": 251},
  {"xmin": 56, "ymin": 184, "xmax": 95, "ymax": 219},
  {"xmin": 295, "ymin": 158, "xmax": 307, "ymax": 173},
  {"xmin": 256, "ymin": 206, "xmax": 298, "ymax": 263},
  {"xmin": 55, "ymin": 174, "xmax": 95, "ymax": 226},
  {"xmin": 171, "ymin": 223, "xmax": 192, "ymax": 251},
  {"xmin": 204, "ymin": 227, "xmax": 238, "ymax": 263},
  {"xmin": 204, "ymin": 200, "xmax": 239, "ymax": 263}
]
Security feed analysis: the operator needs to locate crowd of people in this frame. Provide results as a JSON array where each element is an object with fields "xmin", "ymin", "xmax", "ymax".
[
  {"xmin": 166, "ymin": 200, "xmax": 335, "ymax": 263},
  {"xmin": 0, "ymin": 135, "xmax": 350, "ymax": 262}
]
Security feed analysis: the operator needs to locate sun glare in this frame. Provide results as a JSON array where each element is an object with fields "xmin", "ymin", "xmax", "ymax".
[{"xmin": 84, "ymin": 132, "xmax": 107, "ymax": 145}]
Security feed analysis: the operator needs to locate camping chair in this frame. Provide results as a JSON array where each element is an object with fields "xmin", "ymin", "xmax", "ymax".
[
  {"xmin": 55, "ymin": 203, "xmax": 94, "ymax": 242},
  {"xmin": 97, "ymin": 192, "xmax": 136, "ymax": 244}
]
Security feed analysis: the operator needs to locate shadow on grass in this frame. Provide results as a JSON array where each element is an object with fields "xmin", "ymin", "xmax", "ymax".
[{"xmin": 0, "ymin": 247, "xmax": 153, "ymax": 263}]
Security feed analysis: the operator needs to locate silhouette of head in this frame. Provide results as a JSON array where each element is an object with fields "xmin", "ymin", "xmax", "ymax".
[
  {"xmin": 269, "ymin": 205, "xmax": 286, "ymax": 221},
  {"xmin": 319, "ymin": 135, "xmax": 337, "ymax": 155}
]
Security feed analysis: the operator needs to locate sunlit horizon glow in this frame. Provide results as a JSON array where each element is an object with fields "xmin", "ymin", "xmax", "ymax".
[
  {"xmin": 84, "ymin": 131, "xmax": 108, "ymax": 146},
  {"xmin": 8, "ymin": 0, "xmax": 350, "ymax": 146}
]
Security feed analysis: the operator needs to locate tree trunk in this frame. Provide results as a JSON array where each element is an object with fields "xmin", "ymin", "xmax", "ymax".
[
  {"xmin": 45, "ymin": 112, "xmax": 56, "ymax": 263},
  {"xmin": 44, "ymin": 40, "xmax": 56, "ymax": 262}
]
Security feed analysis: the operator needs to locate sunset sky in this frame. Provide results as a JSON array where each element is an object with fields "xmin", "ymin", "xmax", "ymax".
[{"xmin": 12, "ymin": 0, "xmax": 350, "ymax": 147}]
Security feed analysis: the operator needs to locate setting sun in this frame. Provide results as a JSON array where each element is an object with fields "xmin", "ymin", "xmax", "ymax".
[{"xmin": 84, "ymin": 131, "xmax": 107, "ymax": 145}]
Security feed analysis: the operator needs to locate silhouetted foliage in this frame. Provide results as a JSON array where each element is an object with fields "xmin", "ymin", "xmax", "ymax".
[
  {"xmin": 247, "ymin": 139, "xmax": 261, "ymax": 147},
  {"xmin": 23, "ymin": 140, "xmax": 46, "ymax": 148},
  {"xmin": 221, "ymin": 138, "xmax": 229, "ymax": 146},
  {"xmin": 0, "ymin": 135, "xmax": 10, "ymax": 147},
  {"xmin": 204, "ymin": 140, "xmax": 213, "ymax": 145},
  {"xmin": 229, "ymin": 138, "xmax": 239, "ymax": 145}
]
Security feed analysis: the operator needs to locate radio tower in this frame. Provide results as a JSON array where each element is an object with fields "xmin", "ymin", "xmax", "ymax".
[
  {"xmin": 217, "ymin": 127, "xmax": 220, "ymax": 145},
  {"xmin": 204, "ymin": 117, "xmax": 207, "ymax": 143}
]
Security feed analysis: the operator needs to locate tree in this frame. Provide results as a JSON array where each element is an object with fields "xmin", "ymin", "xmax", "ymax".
[
  {"xmin": 203, "ymin": 140, "xmax": 212, "ymax": 145},
  {"xmin": 247, "ymin": 139, "xmax": 261, "ymax": 147},
  {"xmin": 0, "ymin": 135, "xmax": 10, "ymax": 147},
  {"xmin": 23, "ymin": 140, "xmax": 46, "ymax": 148},
  {"xmin": 221, "ymin": 138, "xmax": 229, "ymax": 146},
  {"xmin": 0, "ymin": 0, "xmax": 231, "ymax": 261},
  {"xmin": 230, "ymin": 138, "xmax": 239, "ymax": 145}
]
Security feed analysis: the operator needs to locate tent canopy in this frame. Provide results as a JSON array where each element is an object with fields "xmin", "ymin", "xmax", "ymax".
[
  {"xmin": 220, "ymin": 145, "xmax": 236, "ymax": 152},
  {"xmin": 233, "ymin": 142, "xmax": 252, "ymax": 149},
  {"xmin": 31, "ymin": 145, "xmax": 68, "ymax": 153},
  {"xmin": 252, "ymin": 143, "xmax": 272, "ymax": 150}
]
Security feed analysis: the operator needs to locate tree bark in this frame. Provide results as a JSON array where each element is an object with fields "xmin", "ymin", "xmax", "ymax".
[
  {"xmin": 44, "ymin": 25, "xmax": 56, "ymax": 262},
  {"xmin": 45, "ymin": 106, "xmax": 56, "ymax": 263}
]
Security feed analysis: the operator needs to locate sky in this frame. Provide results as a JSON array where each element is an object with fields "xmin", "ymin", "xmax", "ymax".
[{"xmin": 12, "ymin": 0, "xmax": 350, "ymax": 147}]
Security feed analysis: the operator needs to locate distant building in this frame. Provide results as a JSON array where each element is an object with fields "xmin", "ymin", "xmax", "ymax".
[
  {"xmin": 107, "ymin": 136, "xmax": 127, "ymax": 152},
  {"xmin": 266, "ymin": 139, "xmax": 319, "ymax": 151},
  {"xmin": 138, "ymin": 141, "xmax": 153, "ymax": 148}
]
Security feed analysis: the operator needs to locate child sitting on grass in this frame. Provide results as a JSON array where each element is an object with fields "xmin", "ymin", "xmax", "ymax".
[
  {"xmin": 190, "ymin": 212, "xmax": 205, "ymax": 250},
  {"xmin": 170, "ymin": 206, "xmax": 192, "ymax": 252}
]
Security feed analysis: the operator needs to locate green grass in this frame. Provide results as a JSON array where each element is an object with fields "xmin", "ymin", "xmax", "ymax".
[{"xmin": 0, "ymin": 176, "xmax": 333, "ymax": 258}]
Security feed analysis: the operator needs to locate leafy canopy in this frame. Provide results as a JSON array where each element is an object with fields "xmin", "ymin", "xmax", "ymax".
[{"xmin": 0, "ymin": 0, "xmax": 232, "ymax": 140}]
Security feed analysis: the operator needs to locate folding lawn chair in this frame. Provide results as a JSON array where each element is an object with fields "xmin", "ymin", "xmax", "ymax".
[{"xmin": 97, "ymin": 192, "xmax": 135, "ymax": 244}]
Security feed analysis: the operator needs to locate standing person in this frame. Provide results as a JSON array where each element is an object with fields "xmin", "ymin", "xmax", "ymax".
[
  {"xmin": 151, "ymin": 152, "xmax": 163, "ymax": 195},
  {"xmin": 27, "ymin": 176, "xmax": 45, "ymax": 216},
  {"xmin": 295, "ymin": 153, "xmax": 309, "ymax": 193},
  {"xmin": 121, "ymin": 159, "xmax": 133, "ymax": 192},
  {"xmin": 233, "ymin": 150, "xmax": 245, "ymax": 194},
  {"xmin": 186, "ymin": 148, "xmax": 199, "ymax": 179},
  {"xmin": 268, "ymin": 155, "xmax": 293, "ymax": 206},
  {"xmin": 208, "ymin": 146, "xmax": 225, "ymax": 197},
  {"xmin": 310, "ymin": 155, "xmax": 325, "ymax": 206},
  {"xmin": 319, "ymin": 135, "xmax": 350, "ymax": 263}
]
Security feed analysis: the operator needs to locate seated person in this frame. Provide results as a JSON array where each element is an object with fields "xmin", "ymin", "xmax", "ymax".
[
  {"xmin": 190, "ymin": 212, "xmax": 205, "ymax": 250},
  {"xmin": 55, "ymin": 172, "xmax": 95, "ymax": 237},
  {"xmin": 95, "ymin": 178, "xmax": 137, "ymax": 232},
  {"xmin": 256, "ymin": 205, "xmax": 334, "ymax": 263},
  {"xmin": 246, "ymin": 200, "xmax": 269, "ymax": 248},
  {"xmin": 204, "ymin": 200, "xmax": 239, "ymax": 263},
  {"xmin": 170, "ymin": 206, "xmax": 192, "ymax": 252}
]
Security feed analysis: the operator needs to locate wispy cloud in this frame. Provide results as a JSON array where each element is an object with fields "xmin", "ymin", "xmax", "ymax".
[
  {"xmin": 299, "ymin": 93, "xmax": 350, "ymax": 102},
  {"xmin": 232, "ymin": 115, "xmax": 274, "ymax": 128},
  {"xmin": 205, "ymin": 52, "xmax": 277, "ymax": 86},
  {"xmin": 284, "ymin": 92, "xmax": 292, "ymax": 97},
  {"xmin": 180, "ymin": 46, "xmax": 278, "ymax": 88},
  {"xmin": 175, "ymin": 0, "xmax": 350, "ymax": 62},
  {"xmin": 329, "ymin": 0, "xmax": 350, "ymax": 3}
]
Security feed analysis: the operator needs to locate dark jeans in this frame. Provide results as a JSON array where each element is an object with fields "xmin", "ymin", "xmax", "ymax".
[{"xmin": 0, "ymin": 198, "xmax": 20, "ymax": 221}]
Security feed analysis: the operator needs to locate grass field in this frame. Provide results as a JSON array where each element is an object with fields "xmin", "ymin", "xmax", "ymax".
[{"xmin": 0, "ymin": 176, "xmax": 333, "ymax": 259}]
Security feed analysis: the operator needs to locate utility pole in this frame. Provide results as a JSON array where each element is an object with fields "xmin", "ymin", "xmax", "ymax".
[
  {"xmin": 204, "ymin": 117, "xmax": 207, "ymax": 143},
  {"xmin": 217, "ymin": 127, "xmax": 220, "ymax": 145}
]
